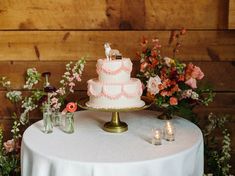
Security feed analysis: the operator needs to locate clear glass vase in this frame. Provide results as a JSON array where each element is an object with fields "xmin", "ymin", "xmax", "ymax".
[
  {"xmin": 52, "ymin": 110, "xmax": 61, "ymax": 126},
  {"xmin": 43, "ymin": 106, "xmax": 53, "ymax": 133},
  {"xmin": 63, "ymin": 113, "xmax": 74, "ymax": 133}
]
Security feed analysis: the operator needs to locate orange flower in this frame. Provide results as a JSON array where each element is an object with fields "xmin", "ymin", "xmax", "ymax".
[
  {"xmin": 178, "ymin": 75, "xmax": 185, "ymax": 81},
  {"xmin": 66, "ymin": 102, "xmax": 77, "ymax": 113},
  {"xmin": 170, "ymin": 85, "xmax": 180, "ymax": 93},
  {"xmin": 160, "ymin": 90, "xmax": 168, "ymax": 97},
  {"xmin": 162, "ymin": 79, "xmax": 171, "ymax": 87},
  {"xmin": 151, "ymin": 50, "xmax": 157, "ymax": 57},
  {"xmin": 151, "ymin": 58, "xmax": 158, "ymax": 67},
  {"xmin": 170, "ymin": 97, "xmax": 178, "ymax": 105},
  {"xmin": 158, "ymin": 84, "xmax": 164, "ymax": 90}
]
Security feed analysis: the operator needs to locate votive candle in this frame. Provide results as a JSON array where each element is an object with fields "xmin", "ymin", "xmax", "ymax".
[
  {"xmin": 164, "ymin": 120, "xmax": 175, "ymax": 141},
  {"xmin": 152, "ymin": 129, "xmax": 162, "ymax": 145}
]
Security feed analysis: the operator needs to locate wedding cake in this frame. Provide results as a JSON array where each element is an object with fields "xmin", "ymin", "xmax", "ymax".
[{"xmin": 86, "ymin": 45, "xmax": 145, "ymax": 109}]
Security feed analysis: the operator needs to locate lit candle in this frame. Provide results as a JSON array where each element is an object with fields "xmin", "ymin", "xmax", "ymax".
[
  {"xmin": 151, "ymin": 129, "xmax": 162, "ymax": 145},
  {"xmin": 164, "ymin": 120, "xmax": 175, "ymax": 141}
]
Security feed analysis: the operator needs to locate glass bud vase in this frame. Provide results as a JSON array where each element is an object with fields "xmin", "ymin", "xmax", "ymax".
[
  {"xmin": 52, "ymin": 110, "xmax": 61, "ymax": 126},
  {"xmin": 63, "ymin": 113, "xmax": 74, "ymax": 133},
  {"xmin": 43, "ymin": 106, "xmax": 53, "ymax": 134}
]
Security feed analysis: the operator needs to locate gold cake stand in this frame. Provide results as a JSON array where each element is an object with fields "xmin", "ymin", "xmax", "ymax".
[{"xmin": 77, "ymin": 96, "xmax": 153, "ymax": 133}]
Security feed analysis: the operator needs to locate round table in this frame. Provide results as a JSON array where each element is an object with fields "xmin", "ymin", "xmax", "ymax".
[{"xmin": 21, "ymin": 110, "xmax": 203, "ymax": 176}]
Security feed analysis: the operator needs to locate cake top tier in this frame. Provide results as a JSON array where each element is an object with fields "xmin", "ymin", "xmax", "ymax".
[{"xmin": 96, "ymin": 58, "xmax": 133, "ymax": 75}]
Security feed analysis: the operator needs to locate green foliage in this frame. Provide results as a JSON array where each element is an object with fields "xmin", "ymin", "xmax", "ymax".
[
  {"xmin": 203, "ymin": 113, "xmax": 232, "ymax": 176},
  {"xmin": 0, "ymin": 127, "xmax": 20, "ymax": 176}
]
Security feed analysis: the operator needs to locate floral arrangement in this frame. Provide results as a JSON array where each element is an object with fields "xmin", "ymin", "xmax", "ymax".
[
  {"xmin": 0, "ymin": 58, "xmax": 85, "ymax": 175},
  {"xmin": 137, "ymin": 28, "xmax": 214, "ymax": 118}
]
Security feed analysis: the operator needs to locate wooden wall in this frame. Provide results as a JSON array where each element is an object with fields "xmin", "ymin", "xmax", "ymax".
[{"xmin": 0, "ymin": 0, "xmax": 235, "ymax": 165}]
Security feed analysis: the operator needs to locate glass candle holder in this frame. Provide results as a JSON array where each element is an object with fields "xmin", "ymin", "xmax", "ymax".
[
  {"xmin": 43, "ymin": 105, "xmax": 53, "ymax": 134},
  {"xmin": 52, "ymin": 110, "xmax": 61, "ymax": 127},
  {"xmin": 63, "ymin": 113, "xmax": 75, "ymax": 133},
  {"xmin": 164, "ymin": 120, "xmax": 175, "ymax": 141},
  {"xmin": 151, "ymin": 129, "xmax": 162, "ymax": 145}
]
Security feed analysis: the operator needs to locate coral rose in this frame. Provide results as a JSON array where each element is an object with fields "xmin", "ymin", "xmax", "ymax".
[
  {"xmin": 170, "ymin": 97, "xmax": 178, "ymax": 105},
  {"xmin": 66, "ymin": 102, "xmax": 77, "ymax": 113},
  {"xmin": 191, "ymin": 66, "xmax": 204, "ymax": 80}
]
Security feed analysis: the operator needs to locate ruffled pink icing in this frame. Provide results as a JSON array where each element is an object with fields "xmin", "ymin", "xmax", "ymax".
[
  {"xmin": 87, "ymin": 79, "xmax": 143, "ymax": 100},
  {"xmin": 96, "ymin": 59, "xmax": 132, "ymax": 75}
]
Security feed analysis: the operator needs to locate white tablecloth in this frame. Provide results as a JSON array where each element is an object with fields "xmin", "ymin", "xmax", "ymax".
[{"xmin": 21, "ymin": 110, "xmax": 203, "ymax": 176}]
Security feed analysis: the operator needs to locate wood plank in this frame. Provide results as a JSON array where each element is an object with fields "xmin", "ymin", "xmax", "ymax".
[
  {"xmin": 0, "ymin": 61, "xmax": 235, "ymax": 91},
  {"xmin": 0, "ymin": 31, "xmax": 235, "ymax": 61},
  {"xmin": 0, "ymin": 0, "xmax": 228, "ymax": 30},
  {"xmin": 229, "ymin": 0, "xmax": 235, "ymax": 29},
  {"xmin": 145, "ymin": 0, "xmax": 229, "ymax": 30}
]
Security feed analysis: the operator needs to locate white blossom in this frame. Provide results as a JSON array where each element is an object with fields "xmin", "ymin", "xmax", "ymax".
[{"xmin": 6, "ymin": 91, "xmax": 22, "ymax": 103}]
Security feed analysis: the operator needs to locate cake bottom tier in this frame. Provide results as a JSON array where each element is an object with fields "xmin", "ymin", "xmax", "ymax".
[
  {"xmin": 86, "ymin": 96, "xmax": 145, "ymax": 109},
  {"xmin": 86, "ymin": 78, "xmax": 145, "ymax": 109}
]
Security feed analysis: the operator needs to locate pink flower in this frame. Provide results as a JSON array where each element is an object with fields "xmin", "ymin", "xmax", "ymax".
[
  {"xmin": 56, "ymin": 88, "xmax": 66, "ymax": 96},
  {"xmin": 69, "ymin": 82, "xmax": 76, "ymax": 93},
  {"xmin": 170, "ymin": 97, "xmax": 178, "ymax": 105},
  {"xmin": 191, "ymin": 66, "xmax": 204, "ymax": 80},
  {"xmin": 53, "ymin": 102, "xmax": 61, "ymax": 110},
  {"xmin": 76, "ymin": 75, "xmax": 81, "ymax": 82},
  {"xmin": 185, "ymin": 77, "xmax": 197, "ymax": 89},
  {"xmin": 4, "ymin": 139, "xmax": 15, "ymax": 153},
  {"xmin": 69, "ymin": 82, "xmax": 75, "ymax": 87},
  {"xmin": 51, "ymin": 97, "xmax": 58, "ymax": 104},
  {"xmin": 147, "ymin": 76, "xmax": 162, "ymax": 95},
  {"xmin": 68, "ymin": 77, "xmax": 74, "ymax": 82}
]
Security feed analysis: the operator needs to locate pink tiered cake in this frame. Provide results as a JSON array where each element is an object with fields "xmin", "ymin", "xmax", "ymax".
[{"xmin": 86, "ymin": 58, "xmax": 145, "ymax": 109}]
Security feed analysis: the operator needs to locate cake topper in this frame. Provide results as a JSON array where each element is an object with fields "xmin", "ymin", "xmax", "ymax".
[{"xmin": 104, "ymin": 43, "xmax": 121, "ymax": 60}]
